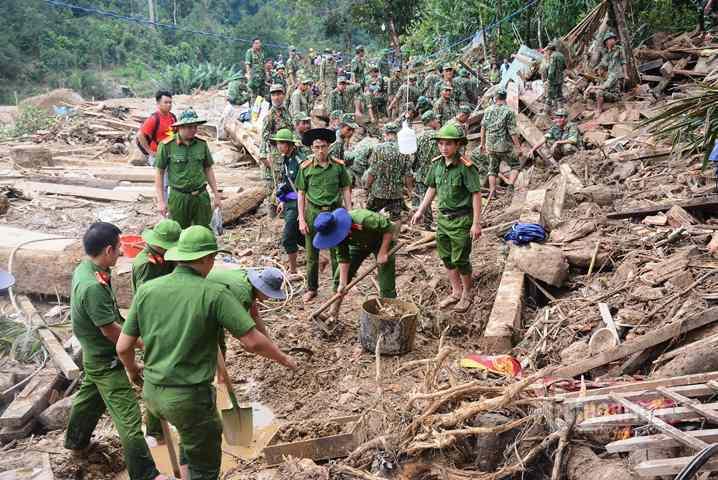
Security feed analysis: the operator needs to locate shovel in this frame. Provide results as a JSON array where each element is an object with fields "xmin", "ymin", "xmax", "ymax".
[
  {"xmin": 159, "ymin": 419, "xmax": 181, "ymax": 479},
  {"xmin": 216, "ymin": 350, "xmax": 253, "ymax": 446}
]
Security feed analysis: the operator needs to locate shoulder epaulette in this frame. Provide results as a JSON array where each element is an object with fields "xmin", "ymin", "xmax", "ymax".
[
  {"xmin": 461, "ymin": 156, "xmax": 473, "ymax": 167},
  {"xmin": 332, "ymin": 157, "xmax": 345, "ymax": 165},
  {"xmin": 431, "ymin": 155, "xmax": 443, "ymax": 162},
  {"xmin": 160, "ymin": 136, "xmax": 174, "ymax": 145},
  {"xmin": 300, "ymin": 159, "xmax": 313, "ymax": 168}
]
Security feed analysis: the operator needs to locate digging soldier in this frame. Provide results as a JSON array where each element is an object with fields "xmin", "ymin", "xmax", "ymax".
[
  {"xmin": 366, "ymin": 122, "xmax": 413, "ymax": 223},
  {"xmin": 585, "ymin": 31, "xmax": 627, "ymax": 115},
  {"xmin": 296, "ymin": 128, "xmax": 352, "ymax": 302},
  {"xmin": 412, "ymin": 124, "xmax": 483, "ymax": 313},
  {"xmin": 155, "ymin": 109, "xmax": 222, "ymax": 229},
  {"xmin": 447, "ymin": 104, "xmax": 472, "ymax": 137},
  {"xmin": 479, "ymin": 88, "xmax": 522, "ymax": 195},
  {"xmin": 530, "ymin": 108, "xmax": 582, "ymax": 161},
  {"xmin": 245, "ymin": 38, "xmax": 265, "ymax": 101},
  {"xmin": 312, "ymin": 207, "xmax": 398, "ymax": 322},
  {"xmin": 117, "ymin": 226, "xmax": 297, "ymax": 480},
  {"xmin": 65, "ymin": 222, "xmax": 166, "ymax": 480},
  {"xmin": 413, "ymin": 110, "xmax": 441, "ymax": 230},
  {"xmin": 542, "ymin": 39, "xmax": 566, "ymax": 110},
  {"xmin": 260, "ymin": 84, "xmax": 294, "ymax": 217},
  {"xmin": 433, "ymin": 83, "xmax": 458, "ymax": 126}
]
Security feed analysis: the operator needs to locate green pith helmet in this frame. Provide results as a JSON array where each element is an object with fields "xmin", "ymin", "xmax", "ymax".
[
  {"xmin": 142, "ymin": 219, "xmax": 181, "ymax": 250},
  {"xmin": 434, "ymin": 123, "xmax": 467, "ymax": 144},
  {"xmin": 171, "ymin": 108, "xmax": 207, "ymax": 127},
  {"xmin": 269, "ymin": 128, "xmax": 298, "ymax": 143},
  {"xmin": 383, "ymin": 122, "xmax": 400, "ymax": 134},
  {"xmin": 164, "ymin": 226, "xmax": 230, "ymax": 262}
]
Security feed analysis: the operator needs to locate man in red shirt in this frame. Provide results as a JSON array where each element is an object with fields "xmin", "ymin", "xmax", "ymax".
[{"xmin": 138, "ymin": 91, "xmax": 176, "ymax": 166}]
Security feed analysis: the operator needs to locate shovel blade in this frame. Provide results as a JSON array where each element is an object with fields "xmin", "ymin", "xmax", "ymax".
[{"xmin": 220, "ymin": 405, "xmax": 253, "ymax": 446}]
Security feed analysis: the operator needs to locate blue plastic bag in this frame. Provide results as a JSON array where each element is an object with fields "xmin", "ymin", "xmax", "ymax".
[{"xmin": 503, "ymin": 223, "xmax": 547, "ymax": 245}]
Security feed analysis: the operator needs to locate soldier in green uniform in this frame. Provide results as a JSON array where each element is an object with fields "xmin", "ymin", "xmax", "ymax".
[
  {"xmin": 367, "ymin": 66, "xmax": 387, "ymax": 118},
  {"xmin": 218, "ymin": 78, "xmax": 250, "ymax": 140},
  {"xmin": 117, "ymin": 226, "xmax": 297, "ymax": 480},
  {"xmin": 422, "ymin": 64, "xmax": 441, "ymax": 101},
  {"xmin": 586, "ymin": 31, "xmax": 626, "ymax": 115},
  {"xmin": 385, "ymin": 68, "xmax": 403, "ymax": 118},
  {"xmin": 294, "ymin": 112, "xmax": 312, "ymax": 153},
  {"xmin": 289, "ymin": 76, "xmax": 313, "ymax": 119},
  {"xmin": 65, "ymin": 222, "xmax": 164, "ymax": 480},
  {"xmin": 432, "ymin": 64, "xmax": 459, "ymax": 102},
  {"xmin": 155, "ymin": 109, "xmax": 221, "ymax": 229},
  {"xmin": 351, "ymin": 46, "xmax": 368, "ymax": 88},
  {"xmin": 412, "ymin": 124, "xmax": 483, "ymax": 313},
  {"xmin": 296, "ymin": 128, "xmax": 352, "ymax": 302},
  {"xmin": 416, "ymin": 95, "xmax": 432, "ymax": 115},
  {"xmin": 543, "ymin": 40, "xmax": 566, "ymax": 110},
  {"xmin": 270, "ymin": 128, "xmax": 307, "ymax": 278},
  {"xmin": 433, "ymin": 83, "xmax": 458, "ymax": 126},
  {"xmin": 413, "ymin": 110, "xmax": 441, "ymax": 229},
  {"xmin": 447, "ymin": 104, "xmax": 471, "ymax": 136},
  {"xmin": 327, "ymin": 77, "xmax": 353, "ymax": 115},
  {"xmin": 366, "ymin": 123, "xmax": 413, "ymax": 221},
  {"xmin": 260, "ymin": 84, "xmax": 294, "ymax": 216},
  {"xmin": 388, "ymin": 74, "xmax": 420, "ymax": 120},
  {"xmin": 329, "ymin": 109, "xmax": 342, "ymax": 130},
  {"xmin": 320, "ymin": 48, "xmax": 338, "ymax": 101},
  {"xmin": 329, "ymin": 113, "xmax": 358, "ymax": 162},
  {"xmin": 459, "ymin": 68, "xmax": 479, "ymax": 105},
  {"xmin": 286, "ymin": 46, "xmax": 301, "ymax": 88},
  {"xmin": 312, "ymin": 208, "xmax": 397, "ymax": 321},
  {"xmin": 479, "ymin": 88, "xmax": 522, "ymax": 195},
  {"xmin": 272, "ymin": 63, "xmax": 288, "ymax": 95},
  {"xmin": 130, "ymin": 218, "xmax": 180, "ymax": 441},
  {"xmin": 245, "ymin": 38, "xmax": 265, "ymax": 101},
  {"xmin": 530, "ymin": 108, "xmax": 581, "ymax": 160},
  {"xmin": 306, "ymin": 48, "xmax": 319, "ymax": 81}
]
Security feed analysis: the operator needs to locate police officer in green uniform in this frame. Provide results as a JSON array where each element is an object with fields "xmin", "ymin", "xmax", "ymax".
[
  {"xmin": 530, "ymin": 108, "xmax": 581, "ymax": 160},
  {"xmin": 155, "ymin": 109, "xmax": 221, "ymax": 229},
  {"xmin": 413, "ymin": 110, "xmax": 441, "ymax": 229},
  {"xmin": 329, "ymin": 113, "xmax": 358, "ymax": 162},
  {"xmin": 117, "ymin": 226, "xmax": 297, "ymax": 480},
  {"xmin": 260, "ymin": 84, "xmax": 294, "ymax": 216},
  {"xmin": 65, "ymin": 222, "xmax": 164, "ymax": 480},
  {"xmin": 312, "ymin": 208, "xmax": 397, "ymax": 321},
  {"xmin": 479, "ymin": 88, "xmax": 522, "ymax": 195},
  {"xmin": 296, "ymin": 128, "xmax": 352, "ymax": 302},
  {"xmin": 366, "ymin": 122, "xmax": 413, "ymax": 222},
  {"xmin": 269, "ymin": 128, "xmax": 307, "ymax": 279},
  {"xmin": 412, "ymin": 124, "xmax": 483, "ymax": 313},
  {"xmin": 245, "ymin": 38, "xmax": 266, "ymax": 100}
]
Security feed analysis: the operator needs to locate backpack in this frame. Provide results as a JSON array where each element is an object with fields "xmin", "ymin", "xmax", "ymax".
[{"xmin": 136, "ymin": 111, "xmax": 177, "ymax": 155}]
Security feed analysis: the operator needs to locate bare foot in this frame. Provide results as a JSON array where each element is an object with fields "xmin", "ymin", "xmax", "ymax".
[
  {"xmin": 438, "ymin": 294, "xmax": 460, "ymax": 308},
  {"xmin": 454, "ymin": 296, "xmax": 472, "ymax": 313},
  {"xmin": 303, "ymin": 290, "xmax": 317, "ymax": 302}
]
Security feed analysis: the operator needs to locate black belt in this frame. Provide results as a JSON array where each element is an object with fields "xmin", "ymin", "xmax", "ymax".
[
  {"xmin": 171, "ymin": 184, "xmax": 207, "ymax": 196},
  {"xmin": 308, "ymin": 201, "xmax": 336, "ymax": 212},
  {"xmin": 439, "ymin": 207, "xmax": 472, "ymax": 220}
]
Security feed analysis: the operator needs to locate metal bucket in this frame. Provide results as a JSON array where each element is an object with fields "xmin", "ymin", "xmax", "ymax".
[{"xmin": 359, "ymin": 298, "xmax": 418, "ymax": 355}]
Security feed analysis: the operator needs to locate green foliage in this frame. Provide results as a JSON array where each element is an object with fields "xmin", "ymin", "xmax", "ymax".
[
  {"xmin": 0, "ymin": 105, "xmax": 56, "ymax": 140},
  {"xmin": 154, "ymin": 62, "xmax": 242, "ymax": 94},
  {"xmin": 0, "ymin": 316, "xmax": 42, "ymax": 364}
]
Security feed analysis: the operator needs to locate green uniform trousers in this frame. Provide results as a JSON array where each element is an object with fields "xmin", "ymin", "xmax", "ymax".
[
  {"xmin": 487, "ymin": 151, "xmax": 520, "ymax": 176},
  {"xmin": 168, "ymin": 189, "xmax": 212, "ymax": 230},
  {"xmin": 282, "ymin": 200, "xmax": 303, "ymax": 254},
  {"xmin": 65, "ymin": 366, "xmax": 159, "ymax": 480},
  {"xmin": 413, "ymin": 183, "xmax": 433, "ymax": 228},
  {"xmin": 305, "ymin": 202, "xmax": 339, "ymax": 292},
  {"xmin": 144, "ymin": 382, "xmax": 223, "ymax": 480},
  {"xmin": 547, "ymin": 82, "xmax": 563, "ymax": 107},
  {"xmin": 436, "ymin": 214, "xmax": 473, "ymax": 274},
  {"xmin": 333, "ymin": 244, "xmax": 397, "ymax": 298}
]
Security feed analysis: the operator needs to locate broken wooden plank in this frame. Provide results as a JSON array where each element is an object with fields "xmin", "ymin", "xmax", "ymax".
[
  {"xmin": 656, "ymin": 334, "xmax": 718, "ymax": 364},
  {"xmin": 655, "ymin": 386, "xmax": 718, "ymax": 424},
  {"xmin": 639, "ymin": 59, "xmax": 665, "ymax": 72},
  {"xmin": 610, "ymin": 394, "xmax": 709, "ymax": 450},
  {"xmin": 607, "ymin": 196, "xmax": 718, "ymax": 220},
  {"xmin": 479, "ymin": 269, "xmax": 525, "ymax": 353},
  {"xmin": 554, "ymin": 308, "xmax": 718, "ymax": 378},
  {"xmin": 607, "ymin": 428, "xmax": 718, "ymax": 453},
  {"xmin": 516, "ymin": 113, "xmax": 549, "ymax": 160},
  {"xmin": 10, "ymin": 146, "xmax": 54, "ymax": 169},
  {"xmin": 633, "ymin": 456, "xmax": 718, "ymax": 477},
  {"xmin": 579, "ymin": 400, "xmax": 718, "ymax": 430},
  {"xmin": 0, "ymin": 368, "xmax": 63, "ymax": 428},
  {"xmin": 19, "ymin": 181, "xmax": 142, "ymax": 203},
  {"xmin": 666, "ymin": 205, "xmax": 698, "ymax": 228},
  {"xmin": 519, "ymin": 189, "xmax": 548, "ymax": 225}
]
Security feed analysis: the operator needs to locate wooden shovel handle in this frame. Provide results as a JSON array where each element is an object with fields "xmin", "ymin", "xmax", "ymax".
[
  {"xmin": 309, "ymin": 241, "xmax": 406, "ymax": 319},
  {"xmin": 216, "ymin": 350, "xmax": 240, "ymax": 410}
]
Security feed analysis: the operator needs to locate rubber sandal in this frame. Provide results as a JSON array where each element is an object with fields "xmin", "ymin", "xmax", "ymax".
[
  {"xmin": 439, "ymin": 295, "xmax": 460, "ymax": 308},
  {"xmin": 453, "ymin": 297, "xmax": 472, "ymax": 313},
  {"xmin": 303, "ymin": 290, "xmax": 317, "ymax": 302}
]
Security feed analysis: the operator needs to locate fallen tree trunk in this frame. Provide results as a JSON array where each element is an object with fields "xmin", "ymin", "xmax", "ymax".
[
  {"xmin": 225, "ymin": 117, "xmax": 261, "ymax": 165},
  {"xmin": 221, "ymin": 187, "xmax": 266, "ymax": 226}
]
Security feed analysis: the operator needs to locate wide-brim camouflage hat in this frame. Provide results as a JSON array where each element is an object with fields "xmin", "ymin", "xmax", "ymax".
[
  {"xmin": 172, "ymin": 108, "xmax": 207, "ymax": 127},
  {"xmin": 302, "ymin": 128, "xmax": 336, "ymax": 147},
  {"xmin": 383, "ymin": 122, "xmax": 400, "ymax": 134},
  {"xmin": 340, "ymin": 113, "xmax": 359, "ymax": 130},
  {"xmin": 434, "ymin": 123, "xmax": 467, "ymax": 145},
  {"xmin": 294, "ymin": 111, "xmax": 311, "ymax": 123}
]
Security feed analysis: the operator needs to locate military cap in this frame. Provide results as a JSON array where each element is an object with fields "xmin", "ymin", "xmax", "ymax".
[
  {"xmin": 330, "ymin": 110, "xmax": 342, "ymax": 119},
  {"xmin": 417, "ymin": 96, "xmax": 431, "ymax": 108},
  {"xmin": 421, "ymin": 110, "xmax": 436, "ymax": 123},
  {"xmin": 275, "ymin": 63, "xmax": 286, "ymax": 70},
  {"xmin": 337, "ymin": 76, "xmax": 348, "ymax": 84},
  {"xmin": 340, "ymin": 113, "xmax": 359, "ymax": 130},
  {"xmin": 324, "ymin": 48, "xmax": 332, "ymax": 53},
  {"xmin": 434, "ymin": 123, "xmax": 467, "ymax": 144},
  {"xmin": 408, "ymin": 74, "xmax": 417, "ymax": 81},
  {"xmin": 355, "ymin": 45, "xmax": 364, "ymax": 52},
  {"xmin": 294, "ymin": 111, "xmax": 311, "ymax": 123},
  {"xmin": 442, "ymin": 63, "xmax": 455, "ymax": 71},
  {"xmin": 289, "ymin": 45, "xmax": 297, "ymax": 52},
  {"xmin": 269, "ymin": 83, "xmax": 285, "ymax": 94},
  {"xmin": 495, "ymin": 88, "xmax": 507, "ymax": 100},
  {"xmin": 413, "ymin": 58, "xmax": 425, "ymax": 67},
  {"xmin": 458, "ymin": 68, "xmax": 468, "ymax": 77},
  {"xmin": 383, "ymin": 122, "xmax": 400, "ymax": 134},
  {"xmin": 441, "ymin": 82, "xmax": 453, "ymax": 91},
  {"xmin": 458, "ymin": 104, "xmax": 472, "ymax": 114},
  {"xmin": 300, "ymin": 76, "xmax": 312, "ymax": 84},
  {"xmin": 553, "ymin": 108, "xmax": 569, "ymax": 117},
  {"xmin": 603, "ymin": 31, "xmax": 618, "ymax": 44},
  {"xmin": 369, "ymin": 64, "xmax": 380, "ymax": 72}
]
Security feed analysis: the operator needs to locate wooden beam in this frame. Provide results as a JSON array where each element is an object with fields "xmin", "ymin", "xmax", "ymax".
[
  {"xmin": 563, "ymin": 383, "xmax": 718, "ymax": 406},
  {"xmin": 633, "ymin": 456, "xmax": 718, "ymax": 477},
  {"xmin": 655, "ymin": 386, "xmax": 718, "ymax": 424},
  {"xmin": 0, "ymin": 368, "xmax": 63, "ymax": 428},
  {"xmin": 19, "ymin": 181, "xmax": 143, "ymax": 203},
  {"xmin": 554, "ymin": 308, "xmax": 718, "ymax": 378},
  {"xmin": 606, "ymin": 196, "xmax": 718, "ymax": 220},
  {"xmin": 17, "ymin": 296, "xmax": 80, "ymax": 380},
  {"xmin": 607, "ymin": 428, "xmax": 718, "ymax": 453},
  {"xmin": 578, "ymin": 401, "xmax": 718, "ymax": 430},
  {"xmin": 609, "ymin": 394, "xmax": 709, "ymax": 451}
]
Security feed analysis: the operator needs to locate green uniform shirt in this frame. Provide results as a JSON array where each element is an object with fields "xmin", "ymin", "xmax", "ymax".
[
  {"xmin": 131, "ymin": 246, "xmax": 175, "ymax": 292},
  {"xmin": 422, "ymin": 73, "xmax": 440, "ymax": 99},
  {"xmin": 295, "ymin": 157, "xmax": 352, "ymax": 207},
  {"xmin": 433, "ymin": 97, "xmax": 458, "ymax": 126},
  {"xmin": 71, "ymin": 260, "xmax": 122, "ymax": 370},
  {"xmin": 207, "ymin": 269, "xmax": 254, "ymax": 311},
  {"xmin": 279, "ymin": 145, "xmax": 306, "ymax": 185},
  {"xmin": 123, "ymin": 266, "xmax": 255, "ymax": 386},
  {"xmin": 394, "ymin": 84, "xmax": 420, "ymax": 107},
  {"xmin": 245, "ymin": 48, "xmax": 265, "ymax": 80},
  {"xmin": 327, "ymin": 88, "xmax": 352, "ymax": 114},
  {"xmin": 481, "ymin": 104, "xmax": 518, "ymax": 153},
  {"xmin": 413, "ymin": 128, "xmax": 440, "ymax": 182},
  {"xmin": 546, "ymin": 122, "xmax": 581, "ymax": 147},
  {"xmin": 425, "ymin": 153, "xmax": 482, "ymax": 212},
  {"xmin": 155, "ymin": 136, "xmax": 213, "ymax": 191},
  {"xmin": 329, "ymin": 133, "xmax": 351, "ymax": 163},
  {"xmin": 366, "ymin": 141, "xmax": 411, "ymax": 199},
  {"xmin": 336, "ymin": 209, "xmax": 393, "ymax": 262},
  {"xmin": 599, "ymin": 46, "xmax": 626, "ymax": 92},
  {"xmin": 351, "ymin": 56, "xmax": 367, "ymax": 85},
  {"xmin": 547, "ymin": 51, "xmax": 566, "ymax": 86},
  {"xmin": 260, "ymin": 105, "xmax": 293, "ymax": 156},
  {"xmin": 289, "ymin": 89, "xmax": 311, "ymax": 118}
]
